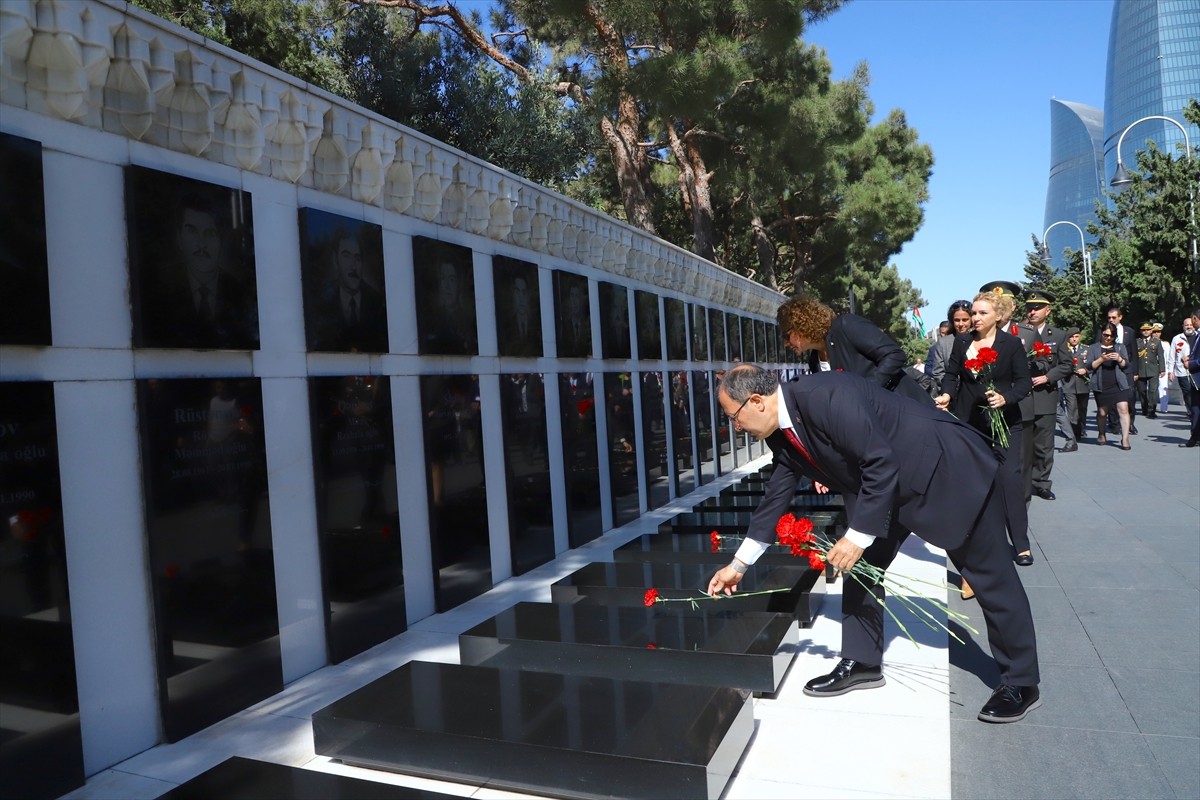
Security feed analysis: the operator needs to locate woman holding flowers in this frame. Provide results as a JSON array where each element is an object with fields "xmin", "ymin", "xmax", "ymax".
[{"xmin": 935, "ymin": 290, "xmax": 1033, "ymax": 568}]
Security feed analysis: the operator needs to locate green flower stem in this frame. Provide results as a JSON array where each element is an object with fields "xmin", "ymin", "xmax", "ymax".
[{"xmin": 655, "ymin": 587, "xmax": 792, "ymax": 610}]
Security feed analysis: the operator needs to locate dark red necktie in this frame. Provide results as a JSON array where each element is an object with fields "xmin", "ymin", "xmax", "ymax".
[{"xmin": 782, "ymin": 426, "xmax": 824, "ymax": 475}]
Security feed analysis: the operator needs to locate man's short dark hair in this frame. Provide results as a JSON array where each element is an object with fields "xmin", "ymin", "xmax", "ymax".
[{"xmin": 719, "ymin": 364, "xmax": 779, "ymax": 401}]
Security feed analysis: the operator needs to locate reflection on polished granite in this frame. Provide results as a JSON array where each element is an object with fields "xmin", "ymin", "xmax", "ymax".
[
  {"xmin": 459, "ymin": 601, "xmax": 798, "ymax": 695},
  {"xmin": 158, "ymin": 756, "xmax": 460, "ymax": 799},
  {"xmin": 550, "ymin": 560, "xmax": 824, "ymax": 625},
  {"xmin": 312, "ymin": 660, "xmax": 753, "ymax": 800},
  {"xmin": 695, "ymin": 492, "xmax": 844, "ymax": 512},
  {"xmin": 613, "ymin": 532, "xmax": 832, "ymax": 567},
  {"xmin": 663, "ymin": 508, "xmax": 844, "ymax": 532}
]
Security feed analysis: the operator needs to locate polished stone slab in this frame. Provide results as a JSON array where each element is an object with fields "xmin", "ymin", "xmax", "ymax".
[
  {"xmin": 662, "ymin": 508, "xmax": 844, "ymax": 532},
  {"xmin": 459, "ymin": 601, "xmax": 799, "ymax": 695},
  {"xmin": 695, "ymin": 492, "xmax": 844, "ymax": 512},
  {"xmin": 313, "ymin": 661, "xmax": 753, "ymax": 800},
  {"xmin": 613, "ymin": 532, "xmax": 825, "ymax": 566},
  {"xmin": 157, "ymin": 756, "xmax": 455, "ymax": 799},
  {"xmin": 550, "ymin": 560, "xmax": 824, "ymax": 626}
]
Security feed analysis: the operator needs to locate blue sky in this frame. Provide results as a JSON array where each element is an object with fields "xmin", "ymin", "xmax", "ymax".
[{"xmin": 807, "ymin": 0, "xmax": 1113, "ymax": 327}]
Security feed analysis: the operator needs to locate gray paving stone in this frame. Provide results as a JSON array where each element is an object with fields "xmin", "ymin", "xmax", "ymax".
[
  {"xmin": 1029, "ymin": 618, "xmax": 1102, "ymax": 668},
  {"xmin": 1144, "ymin": 733, "xmax": 1200, "ymax": 800},
  {"xmin": 950, "ymin": 723, "xmax": 1174, "ymax": 800},
  {"xmin": 1106, "ymin": 666, "xmax": 1200, "ymax": 738}
]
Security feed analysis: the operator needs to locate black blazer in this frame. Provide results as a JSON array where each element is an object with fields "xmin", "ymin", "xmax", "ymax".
[
  {"xmin": 818, "ymin": 314, "xmax": 931, "ymax": 404},
  {"xmin": 748, "ymin": 372, "xmax": 997, "ymax": 552},
  {"xmin": 941, "ymin": 329, "xmax": 1032, "ymax": 432}
]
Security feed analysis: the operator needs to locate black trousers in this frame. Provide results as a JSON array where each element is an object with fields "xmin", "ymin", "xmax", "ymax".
[{"xmin": 839, "ymin": 480, "xmax": 1040, "ymax": 686}]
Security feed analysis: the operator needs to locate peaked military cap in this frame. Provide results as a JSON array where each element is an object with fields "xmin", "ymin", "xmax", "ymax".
[
  {"xmin": 979, "ymin": 281, "xmax": 1023, "ymax": 299},
  {"xmin": 1025, "ymin": 289, "xmax": 1054, "ymax": 305}
]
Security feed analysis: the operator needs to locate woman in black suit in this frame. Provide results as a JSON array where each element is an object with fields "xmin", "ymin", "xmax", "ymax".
[
  {"xmin": 936, "ymin": 290, "xmax": 1033, "ymax": 577},
  {"xmin": 777, "ymin": 295, "xmax": 931, "ymax": 405}
]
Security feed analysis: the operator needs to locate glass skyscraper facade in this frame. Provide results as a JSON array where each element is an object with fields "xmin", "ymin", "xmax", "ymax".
[
  {"xmin": 1103, "ymin": 0, "xmax": 1200, "ymax": 183},
  {"xmin": 1043, "ymin": 100, "xmax": 1105, "ymax": 269}
]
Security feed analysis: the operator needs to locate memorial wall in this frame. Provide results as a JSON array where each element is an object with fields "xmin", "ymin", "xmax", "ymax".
[{"xmin": 0, "ymin": 1, "xmax": 788, "ymax": 796}]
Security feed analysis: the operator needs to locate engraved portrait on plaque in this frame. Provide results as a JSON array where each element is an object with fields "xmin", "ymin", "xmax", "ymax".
[
  {"xmin": 299, "ymin": 209, "xmax": 388, "ymax": 353},
  {"xmin": 414, "ymin": 237, "xmax": 477, "ymax": 355},
  {"xmin": 494, "ymin": 256, "xmax": 542, "ymax": 358}
]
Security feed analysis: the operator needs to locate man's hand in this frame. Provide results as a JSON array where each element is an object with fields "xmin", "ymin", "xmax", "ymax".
[
  {"xmin": 1031, "ymin": 375, "xmax": 1049, "ymax": 387},
  {"xmin": 825, "ymin": 537, "xmax": 865, "ymax": 573},
  {"xmin": 708, "ymin": 565, "xmax": 744, "ymax": 596},
  {"xmin": 812, "ymin": 480, "xmax": 830, "ymax": 494}
]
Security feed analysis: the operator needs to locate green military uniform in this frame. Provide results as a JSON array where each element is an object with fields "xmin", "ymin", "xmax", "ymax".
[{"xmin": 1136, "ymin": 326, "xmax": 1163, "ymax": 418}]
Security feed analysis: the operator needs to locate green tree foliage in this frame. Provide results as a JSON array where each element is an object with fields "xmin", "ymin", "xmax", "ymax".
[
  {"xmin": 1085, "ymin": 99, "xmax": 1200, "ymax": 329},
  {"xmin": 1023, "ymin": 238, "xmax": 1097, "ymax": 339}
]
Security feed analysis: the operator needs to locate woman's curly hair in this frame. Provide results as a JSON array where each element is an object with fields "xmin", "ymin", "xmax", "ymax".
[
  {"xmin": 776, "ymin": 295, "xmax": 836, "ymax": 343},
  {"xmin": 972, "ymin": 290, "xmax": 1015, "ymax": 324}
]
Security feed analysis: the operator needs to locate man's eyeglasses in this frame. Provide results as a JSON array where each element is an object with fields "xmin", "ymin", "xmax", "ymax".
[
  {"xmin": 727, "ymin": 396, "xmax": 752, "ymax": 425},
  {"xmin": 1100, "ymin": 332, "xmax": 1114, "ymax": 337}
]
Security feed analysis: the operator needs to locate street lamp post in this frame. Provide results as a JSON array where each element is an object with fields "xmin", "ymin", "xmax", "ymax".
[
  {"xmin": 1042, "ymin": 220, "xmax": 1092, "ymax": 290},
  {"xmin": 1110, "ymin": 114, "xmax": 1198, "ymax": 274}
]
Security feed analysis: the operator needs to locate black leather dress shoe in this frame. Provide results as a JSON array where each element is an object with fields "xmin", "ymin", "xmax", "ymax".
[
  {"xmin": 1032, "ymin": 487, "xmax": 1056, "ymax": 500},
  {"xmin": 1181, "ymin": 440, "xmax": 1200, "ymax": 448},
  {"xmin": 1059, "ymin": 442, "xmax": 1078, "ymax": 453},
  {"xmin": 1014, "ymin": 552, "xmax": 1034, "ymax": 566},
  {"xmin": 978, "ymin": 684, "xmax": 1041, "ymax": 723},
  {"xmin": 803, "ymin": 658, "xmax": 885, "ymax": 697}
]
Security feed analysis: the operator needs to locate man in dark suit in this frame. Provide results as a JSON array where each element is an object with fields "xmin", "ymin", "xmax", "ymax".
[
  {"xmin": 1105, "ymin": 306, "xmax": 1140, "ymax": 434},
  {"xmin": 708, "ymin": 365, "xmax": 1041, "ymax": 723},
  {"xmin": 1022, "ymin": 289, "xmax": 1072, "ymax": 500}
]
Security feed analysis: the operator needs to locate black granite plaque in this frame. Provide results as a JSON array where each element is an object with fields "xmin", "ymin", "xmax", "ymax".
[
  {"xmin": 670, "ymin": 508, "xmax": 844, "ymax": 531},
  {"xmin": 634, "ymin": 290, "xmax": 662, "ymax": 360},
  {"xmin": 500, "ymin": 373, "xmax": 554, "ymax": 575},
  {"xmin": 664, "ymin": 298, "xmax": 688, "ymax": 360},
  {"xmin": 697, "ymin": 492, "xmax": 845, "ymax": 513},
  {"xmin": 158, "ymin": 756, "xmax": 460, "ymax": 799},
  {"xmin": 603, "ymin": 372, "xmax": 638, "ymax": 526},
  {"xmin": 754, "ymin": 321, "xmax": 767, "ymax": 363},
  {"xmin": 554, "ymin": 270, "xmax": 591, "ymax": 358},
  {"xmin": 639, "ymin": 371, "xmax": 669, "ymax": 510},
  {"xmin": 414, "ymin": 237, "xmax": 477, "ymax": 355},
  {"xmin": 420, "ymin": 375, "xmax": 490, "ymax": 611},
  {"xmin": 740, "ymin": 317, "xmax": 755, "ymax": 362},
  {"xmin": 669, "ymin": 371, "xmax": 694, "ymax": 496},
  {"xmin": 598, "ymin": 281, "xmax": 631, "ymax": 360},
  {"xmin": 0, "ymin": 133, "xmax": 51, "ymax": 345},
  {"xmin": 559, "ymin": 373, "xmax": 601, "ymax": 547},
  {"xmin": 708, "ymin": 308, "xmax": 726, "ymax": 362},
  {"xmin": 691, "ymin": 371, "xmax": 715, "ymax": 484},
  {"xmin": 494, "ymin": 256, "xmax": 542, "ymax": 357},
  {"xmin": 136, "ymin": 378, "xmax": 281, "ymax": 741},
  {"xmin": 613, "ymin": 533, "xmax": 818, "ymax": 566},
  {"xmin": 550, "ymin": 561, "xmax": 823, "ymax": 625},
  {"xmin": 308, "ymin": 376, "xmax": 405, "ymax": 664},
  {"xmin": 690, "ymin": 304, "xmax": 709, "ymax": 361},
  {"xmin": 725, "ymin": 313, "xmax": 742, "ymax": 362},
  {"xmin": 127, "ymin": 166, "xmax": 259, "ymax": 350},
  {"xmin": 312, "ymin": 661, "xmax": 753, "ymax": 800},
  {"xmin": 299, "ymin": 209, "xmax": 388, "ymax": 353},
  {"xmin": 460, "ymin": 602, "xmax": 798, "ymax": 695},
  {"xmin": 0, "ymin": 382, "xmax": 84, "ymax": 800},
  {"xmin": 767, "ymin": 323, "xmax": 779, "ymax": 362}
]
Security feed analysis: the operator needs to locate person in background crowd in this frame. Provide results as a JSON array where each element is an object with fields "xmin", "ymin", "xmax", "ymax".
[
  {"xmin": 1021, "ymin": 290, "xmax": 1071, "ymax": 501},
  {"xmin": 1104, "ymin": 306, "xmax": 1139, "ymax": 435},
  {"xmin": 1134, "ymin": 322, "xmax": 1163, "ymax": 419},
  {"xmin": 1056, "ymin": 328, "xmax": 1089, "ymax": 451},
  {"xmin": 1152, "ymin": 323, "xmax": 1169, "ymax": 414},
  {"xmin": 1179, "ymin": 309, "xmax": 1200, "ymax": 447},
  {"xmin": 1086, "ymin": 323, "xmax": 1133, "ymax": 450},
  {"xmin": 1167, "ymin": 316, "xmax": 1196, "ymax": 444},
  {"xmin": 925, "ymin": 299, "xmax": 974, "ymax": 397}
]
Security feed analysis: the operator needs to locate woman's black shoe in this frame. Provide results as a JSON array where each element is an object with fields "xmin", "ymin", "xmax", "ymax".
[{"xmin": 1015, "ymin": 552, "xmax": 1034, "ymax": 566}]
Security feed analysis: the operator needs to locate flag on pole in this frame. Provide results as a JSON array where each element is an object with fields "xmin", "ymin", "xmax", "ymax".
[{"xmin": 911, "ymin": 307, "xmax": 926, "ymax": 338}]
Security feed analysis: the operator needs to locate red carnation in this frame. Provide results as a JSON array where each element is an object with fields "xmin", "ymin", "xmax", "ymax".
[
  {"xmin": 710, "ymin": 530, "xmax": 721, "ymax": 552},
  {"xmin": 806, "ymin": 552, "xmax": 825, "ymax": 571},
  {"xmin": 576, "ymin": 399, "xmax": 594, "ymax": 416},
  {"xmin": 647, "ymin": 642, "xmax": 657, "ymax": 649},
  {"xmin": 775, "ymin": 513, "xmax": 797, "ymax": 539},
  {"xmin": 643, "ymin": 588, "xmax": 660, "ymax": 607},
  {"xmin": 1032, "ymin": 342, "xmax": 1052, "ymax": 357},
  {"xmin": 963, "ymin": 358, "xmax": 983, "ymax": 373},
  {"xmin": 977, "ymin": 346, "xmax": 999, "ymax": 365}
]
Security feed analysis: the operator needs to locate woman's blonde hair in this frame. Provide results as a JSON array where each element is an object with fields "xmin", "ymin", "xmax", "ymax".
[
  {"xmin": 776, "ymin": 295, "xmax": 836, "ymax": 343},
  {"xmin": 973, "ymin": 289, "xmax": 1015, "ymax": 325}
]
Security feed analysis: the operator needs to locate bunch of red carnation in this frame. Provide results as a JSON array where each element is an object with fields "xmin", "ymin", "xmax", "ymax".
[{"xmin": 775, "ymin": 513, "xmax": 824, "ymax": 571}]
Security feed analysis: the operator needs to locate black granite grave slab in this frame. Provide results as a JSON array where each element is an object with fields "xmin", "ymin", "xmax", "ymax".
[
  {"xmin": 662, "ymin": 509, "xmax": 843, "ymax": 532},
  {"xmin": 613, "ymin": 532, "xmax": 826, "ymax": 566},
  {"xmin": 459, "ymin": 601, "xmax": 798, "ymax": 696},
  {"xmin": 313, "ymin": 661, "xmax": 752, "ymax": 800},
  {"xmin": 158, "ymin": 756, "xmax": 458, "ymax": 799},
  {"xmin": 695, "ymin": 492, "xmax": 844, "ymax": 512},
  {"xmin": 550, "ymin": 560, "xmax": 824, "ymax": 626}
]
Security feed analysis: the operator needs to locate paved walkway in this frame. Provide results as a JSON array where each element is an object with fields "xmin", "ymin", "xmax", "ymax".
[
  {"xmin": 60, "ymin": 409, "xmax": 1198, "ymax": 800},
  {"xmin": 950, "ymin": 408, "xmax": 1199, "ymax": 799}
]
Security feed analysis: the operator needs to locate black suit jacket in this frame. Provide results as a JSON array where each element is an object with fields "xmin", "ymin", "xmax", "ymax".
[
  {"xmin": 748, "ymin": 372, "xmax": 997, "ymax": 552},
  {"xmin": 941, "ymin": 329, "xmax": 1031, "ymax": 431},
  {"xmin": 817, "ymin": 314, "xmax": 931, "ymax": 404},
  {"xmin": 1113, "ymin": 324, "xmax": 1139, "ymax": 381}
]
